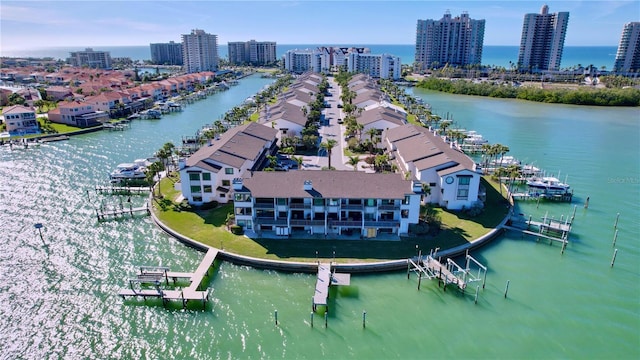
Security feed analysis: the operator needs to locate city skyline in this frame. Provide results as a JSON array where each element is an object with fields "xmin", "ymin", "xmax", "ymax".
[{"xmin": 1, "ymin": 0, "xmax": 638, "ymax": 53}]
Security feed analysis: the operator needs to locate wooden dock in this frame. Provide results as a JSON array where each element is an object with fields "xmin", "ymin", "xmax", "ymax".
[
  {"xmin": 504, "ymin": 209, "xmax": 575, "ymax": 247},
  {"xmin": 312, "ymin": 263, "xmax": 351, "ymax": 312},
  {"xmin": 96, "ymin": 201, "xmax": 150, "ymax": 221},
  {"xmin": 118, "ymin": 248, "xmax": 219, "ymax": 309},
  {"xmin": 95, "ymin": 185, "xmax": 151, "ymax": 195}
]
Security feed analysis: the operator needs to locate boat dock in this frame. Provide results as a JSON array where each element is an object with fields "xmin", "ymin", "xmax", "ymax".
[
  {"xmin": 407, "ymin": 250, "xmax": 487, "ymax": 293},
  {"xmin": 312, "ymin": 263, "xmax": 351, "ymax": 313},
  {"xmin": 95, "ymin": 201, "xmax": 149, "ymax": 221},
  {"xmin": 511, "ymin": 190, "xmax": 573, "ymax": 202},
  {"xmin": 94, "ymin": 185, "xmax": 151, "ymax": 195},
  {"xmin": 503, "ymin": 207, "xmax": 576, "ymax": 249},
  {"xmin": 118, "ymin": 248, "xmax": 219, "ymax": 309}
]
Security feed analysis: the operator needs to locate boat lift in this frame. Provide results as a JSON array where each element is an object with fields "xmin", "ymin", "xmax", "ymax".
[{"xmin": 408, "ymin": 249, "xmax": 487, "ymax": 293}]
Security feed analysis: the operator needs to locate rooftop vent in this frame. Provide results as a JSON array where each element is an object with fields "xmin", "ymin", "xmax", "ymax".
[{"xmin": 303, "ymin": 180, "xmax": 313, "ymax": 191}]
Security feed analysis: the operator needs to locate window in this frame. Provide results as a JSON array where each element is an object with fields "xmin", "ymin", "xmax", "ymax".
[
  {"xmin": 401, "ymin": 210, "xmax": 409, "ymax": 218},
  {"xmin": 276, "ymin": 198, "xmax": 287, "ymax": 205},
  {"xmin": 189, "ymin": 173, "xmax": 200, "ymax": 181},
  {"xmin": 193, "ymin": 196, "xmax": 202, "ymax": 202},
  {"xmin": 366, "ymin": 198, "xmax": 376, "ymax": 207},
  {"xmin": 225, "ymin": 168, "xmax": 234, "ymax": 175},
  {"xmin": 458, "ymin": 177, "xmax": 471, "ymax": 185},
  {"xmin": 202, "ymin": 173, "xmax": 211, "ymax": 181},
  {"xmin": 313, "ymin": 198, "xmax": 324, "ymax": 206},
  {"xmin": 457, "ymin": 189, "xmax": 469, "ymax": 200},
  {"xmin": 328, "ymin": 198, "xmax": 339, "ymax": 206},
  {"xmin": 402, "ymin": 196, "xmax": 411, "ymax": 205},
  {"xmin": 190, "ymin": 185, "xmax": 201, "ymax": 193},
  {"xmin": 221, "ymin": 180, "xmax": 230, "ymax": 186},
  {"xmin": 203, "ymin": 185, "xmax": 212, "ymax": 193},
  {"xmin": 235, "ymin": 193, "xmax": 251, "ymax": 202}
]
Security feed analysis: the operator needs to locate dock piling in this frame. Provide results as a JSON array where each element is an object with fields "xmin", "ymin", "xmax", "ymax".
[
  {"xmin": 310, "ymin": 312, "xmax": 314, "ymax": 327},
  {"xmin": 474, "ymin": 285, "xmax": 479, "ymax": 304},
  {"xmin": 612, "ymin": 229, "xmax": 618, "ymax": 247},
  {"xmin": 614, "ymin": 213, "xmax": 620, "ymax": 229},
  {"xmin": 275, "ymin": 310, "xmax": 278, "ymax": 326},
  {"xmin": 324, "ymin": 310, "xmax": 328, "ymax": 328},
  {"xmin": 611, "ymin": 249, "xmax": 618, "ymax": 267},
  {"xmin": 362, "ymin": 310, "xmax": 366, "ymax": 328},
  {"xmin": 504, "ymin": 280, "xmax": 510, "ymax": 298}
]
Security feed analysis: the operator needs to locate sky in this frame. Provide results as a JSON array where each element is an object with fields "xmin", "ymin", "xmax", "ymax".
[{"xmin": 1, "ymin": 0, "xmax": 638, "ymax": 52}]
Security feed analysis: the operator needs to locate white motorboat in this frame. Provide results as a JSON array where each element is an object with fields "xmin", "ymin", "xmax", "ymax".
[
  {"xmin": 110, "ymin": 162, "xmax": 147, "ymax": 180},
  {"xmin": 527, "ymin": 176, "xmax": 571, "ymax": 195}
]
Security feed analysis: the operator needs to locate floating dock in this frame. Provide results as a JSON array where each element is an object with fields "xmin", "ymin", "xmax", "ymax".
[
  {"xmin": 118, "ymin": 248, "xmax": 219, "ymax": 309},
  {"xmin": 312, "ymin": 263, "xmax": 351, "ymax": 313}
]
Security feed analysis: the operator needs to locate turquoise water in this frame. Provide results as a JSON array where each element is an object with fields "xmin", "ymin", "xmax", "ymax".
[
  {"xmin": 0, "ymin": 75, "xmax": 638, "ymax": 359},
  {"xmin": 2, "ymin": 45, "xmax": 619, "ymax": 70}
]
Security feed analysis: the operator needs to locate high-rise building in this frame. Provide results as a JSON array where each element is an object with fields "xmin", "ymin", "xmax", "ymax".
[
  {"xmin": 284, "ymin": 49, "xmax": 316, "ymax": 73},
  {"xmin": 68, "ymin": 48, "xmax": 112, "ymax": 69},
  {"xmin": 181, "ymin": 29, "xmax": 218, "ymax": 73},
  {"xmin": 150, "ymin": 41, "xmax": 183, "ymax": 65},
  {"xmin": 517, "ymin": 5, "xmax": 569, "ymax": 72},
  {"xmin": 228, "ymin": 40, "xmax": 277, "ymax": 66},
  {"xmin": 414, "ymin": 11, "xmax": 485, "ymax": 71},
  {"xmin": 613, "ymin": 22, "xmax": 640, "ymax": 74}
]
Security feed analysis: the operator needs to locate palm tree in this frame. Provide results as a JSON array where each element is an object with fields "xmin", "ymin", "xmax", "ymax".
[
  {"xmin": 292, "ymin": 155, "xmax": 304, "ymax": 170},
  {"xmin": 421, "ymin": 183, "xmax": 431, "ymax": 204},
  {"xmin": 347, "ymin": 155, "xmax": 360, "ymax": 171},
  {"xmin": 320, "ymin": 139, "xmax": 337, "ymax": 170}
]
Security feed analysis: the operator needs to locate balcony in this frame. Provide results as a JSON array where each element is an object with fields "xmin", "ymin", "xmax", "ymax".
[
  {"xmin": 255, "ymin": 218, "xmax": 287, "ymax": 226},
  {"xmin": 290, "ymin": 219, "xmax": 325, "ymax": 226},
  {"xmin": 289, "ymin": 203, "xmax": 310, "ymax": 209},
  {"xmin": 329, "ymin": 219, "xmax": 363, "ymax": 227},
  {"xmin": 254, "ymin": 202, "xmax": 275, "ymax": 209},
  {"xmin": 364, "ymin": 220, "xmax": 400, "ymax": 228},
  {"xmin": 341, "ymin": 204, "xmax": 363, "ymax": 211},
  {"xmin": 378, "ymin": 204, "xmax": 400, "ymax": 211}
]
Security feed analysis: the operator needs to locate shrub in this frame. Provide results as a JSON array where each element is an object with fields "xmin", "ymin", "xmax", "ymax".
[{"xmin": 230, "ymin": 224, "xmax": 244, "ymax": 235}]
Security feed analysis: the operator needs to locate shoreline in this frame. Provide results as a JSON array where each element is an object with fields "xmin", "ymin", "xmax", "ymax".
[{"xmin": 149, "ymin": 190, "xmax": 511, "ymax": 273}]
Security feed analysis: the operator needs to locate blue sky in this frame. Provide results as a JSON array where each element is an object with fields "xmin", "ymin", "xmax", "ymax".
[{"xmin": 1, "ymin": 0, "xmax": 638, "ymax": 51}]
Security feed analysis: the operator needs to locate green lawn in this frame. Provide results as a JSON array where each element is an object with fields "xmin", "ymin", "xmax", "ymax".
[{"xmin": 152, "ymin": 176, "xmax": 509, "ymax": 263}]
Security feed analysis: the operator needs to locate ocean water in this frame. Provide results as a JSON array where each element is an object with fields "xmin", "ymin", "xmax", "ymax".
[
  {"xmin": 0, "ymin": 73, "xmax": 638, "ymax": 359},
  {"xmin": 1, "ymin": 45, "xmax": 619, "ymax": 70}
]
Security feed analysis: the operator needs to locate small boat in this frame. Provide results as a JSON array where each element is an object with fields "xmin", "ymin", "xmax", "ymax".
[{"xmin": 527, "ymin": 176, "xmax": 570, "ymax": 196}]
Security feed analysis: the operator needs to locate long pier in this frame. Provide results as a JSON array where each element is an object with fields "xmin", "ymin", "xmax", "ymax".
[
  {"xmin": 118, "ymin": 248, "xmax": 219, "ymax": 309},
  {"xmin": 312, "ymin": 263, "xmax": 351, "ymax": 313}
]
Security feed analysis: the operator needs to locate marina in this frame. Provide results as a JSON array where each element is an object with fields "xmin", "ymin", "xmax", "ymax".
[{"xmin": 0, "ymin": 73, "xmax": 637, "ymax": 359}]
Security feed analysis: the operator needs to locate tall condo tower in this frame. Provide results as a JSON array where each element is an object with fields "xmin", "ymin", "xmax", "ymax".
[
  {"xmin": 414, "ymin": 11, "xmax": 485, "ymax": 71},
  {"xmin": 181, "ymin": 29, "xmax": 218, "ymax": 73},
  {"xmin": 613, "ymin": 22, "xmax": 640, "ymax": 73},
  {"xmin": 517, "ymin": 5, "xmax": 569, "ymax": 71},
  {"xmin": 150, "ymin": 41, "xmax": 183, "ymax": 65},
  {"xmin": 228, "ymin": 40, "xmax": 277, "ymax": 66}
]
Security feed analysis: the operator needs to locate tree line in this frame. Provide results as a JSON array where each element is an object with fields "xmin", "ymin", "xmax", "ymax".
[{"xmin": 416, "ymin": 78, "xmax": 640, "ymax": 106}]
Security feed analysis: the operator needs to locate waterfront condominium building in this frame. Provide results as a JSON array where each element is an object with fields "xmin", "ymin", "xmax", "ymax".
[
  {"xmin": 347, "ymin": 53, "xmax": 402, "ymax": 79},
  {"xmin": 284, "ymin": 49, "xmax": 318, "ymax": 73},
  {"xmin": 228, "ymin": 40, "xmax": 277, "ymax": 66},
  {"xmin": 181, "ymin": 29, "xmax": 219, "ymax": 73},
  {"xmin": 517, "ymin": 5, "xmax": 569, "ymax": 72},
  {"xmin": 414, "ymin": 11, "xmax": 485, "ymax": 71},
  {"xmin": 68, "ymin": 48, "xmax": 112, "ymax": 69},
  {"xmin": 150, "ymin": 41, "xmax": 184, "ymax": 65},
  {"xmin": 613, "ymin": 22, "xmax": 640, "ymax": 74}
]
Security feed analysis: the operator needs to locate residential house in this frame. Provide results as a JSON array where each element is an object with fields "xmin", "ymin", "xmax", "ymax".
[
  {"xmin": 385, "ymin": 124, "xmax": 482, "ymax": 210},
  {"xmin": 2, "ymin": 105, "xmax": 39, "ymax": 135},
  {"xmin": 179, "ymin": 122, "xmax": 278, "ymax": 205},
  {"xmin": 48, "ymin": 100, "xmax": 109, "ymax": 127}
]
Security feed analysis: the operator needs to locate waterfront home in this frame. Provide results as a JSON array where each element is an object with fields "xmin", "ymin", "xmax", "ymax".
[
  {"xmin": 2, "ymin": 105, "xmax": 39, "ymax": 135},
  {"xmin": 261, "ymin": 101, "xmax": 308, "ymax": 139},
  {"xmin": 356, "ymin": 104, "xmax": 407, "ymax": 134},
  {"xmin": 386, "ymin": 124, "xmax": 482, "ymax": 210},
  {"xmin": 233, "ymin": 171, "xmax": 422, "ymax": 237},
  {"xmin": 45, "ymin": 86, "xmax": 73, "ymax": 101},
  {"xmin": 47, "ymin": 100, "xmax": 109, "ymax": 127},
  {"xmin": 178, "ymin": 122, "xmax": 278, "ymax": 205}
]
